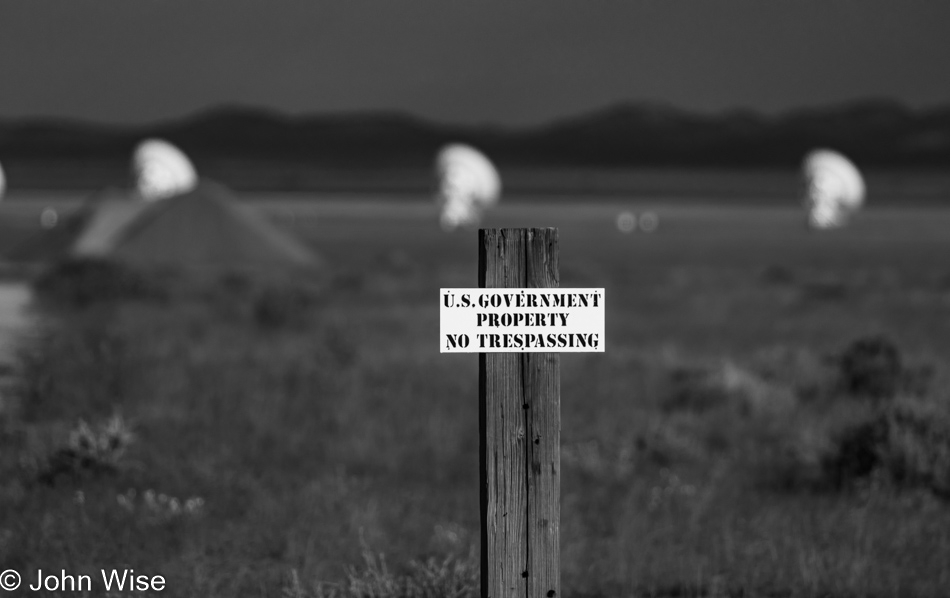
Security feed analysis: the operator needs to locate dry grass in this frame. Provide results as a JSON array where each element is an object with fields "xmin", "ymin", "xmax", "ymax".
[{"xmin": 4, "ymin": 206, "xmax": 950, "ymax": 597}]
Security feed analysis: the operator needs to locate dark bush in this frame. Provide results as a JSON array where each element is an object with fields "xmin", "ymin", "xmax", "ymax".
[
  {"xmin": 37, "ymin": 415, "xmax": 134, "ymax": 485},
  {"xmin": 33, "ymin": 258, "xmax": 168, "ymax": 308},
  {"xmin": 661, "ymin": 366, "xmax": 730, "ymax": 414},
  {"xmin": 253, "ymin": 284, "xmax": 320, "ymax": 329},
  {"xmin": 822, "ymin": 417, "xmax": 888, "ymax": 489},
  {"xmin": 817, "ymin": 397, "xmax": 950, "ymax": 498},
  {"xmin": 192, "ymin": 271, "xmax": 256, "ymax": 321},
  {"xmin": 837, "ymin": 335, "xmax": 903, "ymax": 399}
]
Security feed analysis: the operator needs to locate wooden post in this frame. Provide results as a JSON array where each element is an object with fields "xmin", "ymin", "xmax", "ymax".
[{"xmin": 479, "ymin": 228, "xmax": 560, "ymax": 598}]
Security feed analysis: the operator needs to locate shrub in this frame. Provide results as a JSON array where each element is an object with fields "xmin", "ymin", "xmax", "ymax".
[
  {"xmin": 661, "ymin": 366, "xmax": 730, "ymax": 414},
  {"xmin": 253, "ymin": 284, "xmax": 320, "ymax": 329},
  {"xmin": 836, "ymin": 335, "xmax": 903, "ymax": 399},
  {"xmin": 818, "ymin": 397, "xmax": 950, "ymax": 498},
  {"xmin": 821, "ymin": 416, "xmax": 888, "ymax": 489},
  {"xmin": 38, "ymin": 414, "xmax": 134, "ymax": 484},
  {"xmin": 33, "ymin": 258, "xmax": 167, "ymax": 308}
]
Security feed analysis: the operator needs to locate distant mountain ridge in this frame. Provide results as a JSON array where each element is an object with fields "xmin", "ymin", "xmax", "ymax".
[{"xmin": 1, "ymin": 99, "xmax": 948, "ymax": 191}]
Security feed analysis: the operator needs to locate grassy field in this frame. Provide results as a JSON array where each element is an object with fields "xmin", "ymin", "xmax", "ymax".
[{"xmin": 2, "ymin": 194, "xmax": 950, "ymax": 597}]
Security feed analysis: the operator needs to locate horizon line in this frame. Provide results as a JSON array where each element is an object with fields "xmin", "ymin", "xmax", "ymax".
[{"xmin": 1, "ymin": 96, "xmax": 947, "ymax": 132}]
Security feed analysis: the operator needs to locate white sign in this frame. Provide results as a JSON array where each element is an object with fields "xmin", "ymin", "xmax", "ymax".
[{"xmin": 440, "ymin": 288, "xmax": 605, "ymax": 353}]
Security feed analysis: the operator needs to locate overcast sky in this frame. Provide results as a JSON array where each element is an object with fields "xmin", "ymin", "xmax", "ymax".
[{"xmin": 1, "ymin": 1, "xmax": 948, "ymax": 126}]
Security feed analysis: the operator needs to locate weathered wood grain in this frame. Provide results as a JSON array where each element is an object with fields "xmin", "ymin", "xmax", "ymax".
[{"xmin": 479, "ymin": 228, "xmax": 560, "ymax": 598}]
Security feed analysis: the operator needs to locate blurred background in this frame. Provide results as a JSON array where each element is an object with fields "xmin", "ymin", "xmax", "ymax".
[{"xmin": 1, "ymin": 2, "xmax": 950, "ymax": 597}]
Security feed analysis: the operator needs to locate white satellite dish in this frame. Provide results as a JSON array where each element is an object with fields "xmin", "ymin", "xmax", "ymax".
[
  {"xmin": 616, "ymin": 211, "xmax": 636, "ymax": 233},
  {"xmin": 435, "ymin": 144, "xmax": 501, "ymax": 231},
  {"xmin": 802, "ymin": 149, "xmax": 865, "ymax": 229},
  {"xmin": 40, "ymin": 207, "xmax": 58, "ymax": 229},
  {"xmin": 132, "ymin": 139, "xmax": 198, "ymax": 202},
  {"xmin": 638, "ymin": 211, "xmax": 659, "ymax": 233}
]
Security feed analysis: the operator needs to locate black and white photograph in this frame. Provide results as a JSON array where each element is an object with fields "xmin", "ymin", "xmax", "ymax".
[{"xmin": 1, "ymin": 2, "xmax": 950, "ymax": 597}]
